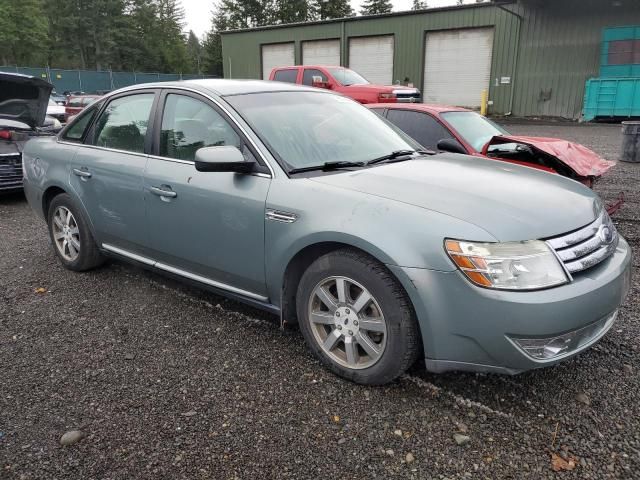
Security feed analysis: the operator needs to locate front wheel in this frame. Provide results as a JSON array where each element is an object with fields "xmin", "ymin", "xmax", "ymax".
[{"xmin": 296, "ymin": 249, "xmax": 420, "ymax": 385}]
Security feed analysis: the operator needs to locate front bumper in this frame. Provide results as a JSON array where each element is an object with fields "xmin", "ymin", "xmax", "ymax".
[{"xmin": 390, "ymin": 235, "xmax": 632, "ymax": 374}]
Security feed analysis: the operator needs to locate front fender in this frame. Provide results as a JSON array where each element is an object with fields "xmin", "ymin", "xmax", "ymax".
[{"xmin": 264, "ymin": 177, "xmax": 496, "ymax": 306}]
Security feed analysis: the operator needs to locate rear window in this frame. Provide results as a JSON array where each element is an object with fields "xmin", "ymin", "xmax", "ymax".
[
  {"xmin": 273, "ymin": 69, "xmax": 298, "ymax": 84},
  {"xmin": 67, "ymin": 98, "xmax": 83, "ymax": 107}
]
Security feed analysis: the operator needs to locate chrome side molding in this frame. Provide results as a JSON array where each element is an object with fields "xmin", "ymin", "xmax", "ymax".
[
  {"xmin": 265, "ymin": 209, "xmax": 297, "ymax": 223},
  {"xmin": 102, "ymin": 243, "xmax": 269, "ymax": 302}
]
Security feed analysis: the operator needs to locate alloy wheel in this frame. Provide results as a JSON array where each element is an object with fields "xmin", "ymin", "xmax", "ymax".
[
  {"xmin": 308, "ymin": 276, "xmax": 387, "ymax": 369},
  {"xmin": 52, "ymin": 206, "xmax": 81, "ymax": 261}
]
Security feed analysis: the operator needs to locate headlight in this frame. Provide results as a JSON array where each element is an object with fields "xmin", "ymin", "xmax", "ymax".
[{"xmin": 445, "ymin": 239, "xmax": 569, "ymax": 290}]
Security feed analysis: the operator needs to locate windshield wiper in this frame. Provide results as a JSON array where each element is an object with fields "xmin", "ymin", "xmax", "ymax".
[
  {"xmin": 289, "ymin": 161, "xmax": 366, "ymax": 174},
  {"xmin": 366, "ymin": 149, "xmax": 427, "ymax": 165}
]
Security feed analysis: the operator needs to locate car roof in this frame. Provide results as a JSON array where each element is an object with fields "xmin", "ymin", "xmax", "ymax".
[
  {"xmin": 112, "ymin": 79, "xmax": 322, "ymax": 97},
  {"xmin": 367, "ymin": 103, "xmax": 472, "ymax": 114}
]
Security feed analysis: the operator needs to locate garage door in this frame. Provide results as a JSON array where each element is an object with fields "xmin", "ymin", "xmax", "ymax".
[
  {"xmin": 262, "ymin": 43, "xmax": 295, "ymax": 79},
  {"xmin": 423, "ymin": 28, "xmax": 494, "ymax": 108},
  {"xmin": 348, "ymin": 36, "xmax": 394, "ymax": 85},
  {"xmin": 302, "ymin": 39, "xmax": 340, "ymax": 66}
]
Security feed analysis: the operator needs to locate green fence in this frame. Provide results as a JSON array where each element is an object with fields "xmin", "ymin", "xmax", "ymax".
[{"xmin": 0, "ymin": 66, "xmax": 215, "ymax": 93}]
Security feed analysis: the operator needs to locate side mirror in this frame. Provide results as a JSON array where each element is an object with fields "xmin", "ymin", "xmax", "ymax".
[
  {"xmin": 437, "ymin": 138, "xmax": 467, "ymax": 154},
  {"xmin": 194, "ymin": 146, "xmax": 255, "ymax": 173},
  {"xmin": 312, "ymin": 76, "xmax": 331, "ymax": 89}
]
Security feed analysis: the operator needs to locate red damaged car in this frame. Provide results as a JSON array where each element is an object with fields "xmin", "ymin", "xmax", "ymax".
[{"xmin": 368, "ymin": 104, "xmax": 620, "ymax": 211}]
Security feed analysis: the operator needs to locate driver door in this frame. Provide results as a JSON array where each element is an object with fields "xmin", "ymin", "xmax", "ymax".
[{"xmin": 143, "ymin": 90, "xmax": 271, "ymax": 299}]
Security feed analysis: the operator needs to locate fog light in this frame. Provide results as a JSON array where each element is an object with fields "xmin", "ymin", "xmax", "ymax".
[
  {"xmin": 513, "ymin": 336, "xmax": 572, "ymax": 360},
  {"xmin": 510, "ymin": 310, "xmax": 618, "ymax": 361}
]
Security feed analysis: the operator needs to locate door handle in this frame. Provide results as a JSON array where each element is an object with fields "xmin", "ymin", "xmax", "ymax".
[
  {"xmin": 73, "ymin": 168, "xmax": 92, "ymax": 179},
  {"xmin": 150, "ymin": 186, "xmax": 177, "ymax": 198}
]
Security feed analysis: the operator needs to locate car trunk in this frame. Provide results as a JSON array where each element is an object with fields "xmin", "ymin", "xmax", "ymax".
[{"xmin": 0, "ymin": 73, "xmax": 53, "ymax": 129}]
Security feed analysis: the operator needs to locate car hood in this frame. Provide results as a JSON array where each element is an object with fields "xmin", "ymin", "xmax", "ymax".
[
  {"xmin": 484, "ymin": 135, "xmax": 615, "ymax": 177},
  {"xmin": 0, "ymin": 73, "xmax": 53, "ymax": 128},
  {"xmin": 309, "ymin": 154, "xmax": 601, "ymax": 242}
]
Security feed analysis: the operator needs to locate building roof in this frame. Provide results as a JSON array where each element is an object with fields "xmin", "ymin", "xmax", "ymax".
[{"xmin": 220, "ymin": 1, "xmax": 500, "ymax": 35}]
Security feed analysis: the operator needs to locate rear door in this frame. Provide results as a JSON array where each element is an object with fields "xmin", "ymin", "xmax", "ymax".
[
  {"xmin": 69, "ymin": 90, "xmax": 157, "ymax": 253},
  {"xmin": 143, "ymin": 89, "xmax": 271, "ymax": 298}
]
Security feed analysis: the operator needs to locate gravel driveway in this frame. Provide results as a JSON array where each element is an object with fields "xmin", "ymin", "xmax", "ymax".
[{"xmin": 1, "ymin": 123, "xmax": 638, "ymax": 479}]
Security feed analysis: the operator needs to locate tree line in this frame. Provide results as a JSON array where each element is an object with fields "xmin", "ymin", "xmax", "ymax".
[{"xmin": 0, "ymin": 0, "xmax": 431, "ymax": 77}]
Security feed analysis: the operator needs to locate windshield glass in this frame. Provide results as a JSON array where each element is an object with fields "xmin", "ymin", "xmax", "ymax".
[
  {"xmin": 327, "ymin": 68, "xmax": 369, "ymax": 86},
  {"xmin": 226, "ymin": 92, "xmax": 418, "ymax": 171},
  {"xmin": 441, "ymin": 111, "xmax": 508, "ymax": 152}
]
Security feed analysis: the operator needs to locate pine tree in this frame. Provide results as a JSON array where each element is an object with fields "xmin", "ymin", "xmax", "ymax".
[
  {"xmin": 274, "ymin": 0, "xmax": 311, "ymax": 24},
  {"xmin": 310, "ymin": 0, "xmax": 353, "ymax": 20},
  {"xmin": 186, "ymin": 30, "xmax": 202, "ymax": 73},
  {"xmin": 0, "ymin": 0, "xmax": 49, "ymax": 66},
  {"xmin": 412, "ymin": 0, "xmax": 428, "ymax": 10},
  {"xmin": 202, "ymin": 5, "xmax": 230, "ymax": 77},
  {"xmin": 359, "ymin": 0, "xmax": 392, "ymax": 15}
]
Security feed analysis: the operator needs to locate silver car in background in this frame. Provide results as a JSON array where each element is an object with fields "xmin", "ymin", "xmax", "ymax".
[{"xmin": 22, "ymin": 80, "xmax": 632, "ymax": 384}]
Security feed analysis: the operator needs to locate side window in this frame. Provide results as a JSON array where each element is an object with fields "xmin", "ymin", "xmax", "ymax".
[
  {"xmin": 386, "ymin": 110, "xmax": 454, "ymax": 150},
  {"xmin": 61, "ymin": 104, "xmax": 100, "ymax": 142},
  {"xmin": 159, "ymin": 94, "xmax": 246, "ymax": 162},
  {"xmin": 92, "ymin": 94, "xmax": 154, "ymax": 153},
  {"xmin": 369, "ymin": 108, "xmax": 386, "ymax": 117},
  {"xmin": 273, "ymin": 69, "xmax": 298, "ymax": 83},
  {"xmin": 302, "ymin": 69, "xmax": 328, "ymax": 86}
]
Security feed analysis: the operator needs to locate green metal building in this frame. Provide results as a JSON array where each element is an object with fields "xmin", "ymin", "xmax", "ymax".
[{"xmin": 221, "ymin": 0, "xmax": 640, "ymax": 119}]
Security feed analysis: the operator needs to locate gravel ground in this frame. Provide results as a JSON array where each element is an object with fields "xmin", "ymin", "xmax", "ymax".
[{"xmin": 1, "ymin": 123, "xmax": 638, "ymax": 479}]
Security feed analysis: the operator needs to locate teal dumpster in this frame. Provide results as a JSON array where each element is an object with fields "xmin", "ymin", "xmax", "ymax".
[{"xmin": 583, "ymin": 77, "xmax": 640, "ymax": 121}]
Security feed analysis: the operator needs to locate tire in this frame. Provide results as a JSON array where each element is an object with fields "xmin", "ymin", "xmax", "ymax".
[
  {"xmin": 47, "ymin": 193, "xmax": 105, "ymax": 271},
  {"xmin": 296, "ymin": 248, "xmax": 420, "ymax": 385}
]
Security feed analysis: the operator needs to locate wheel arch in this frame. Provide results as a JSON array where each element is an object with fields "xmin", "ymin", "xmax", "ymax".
[
  {"xmin": 42, "ymin": 185, "xmax": 67, "ymax": 218},
  {"xmin": 41, "ymin": 183, "xmax": 99, "ymax": 242},
  {"xmin": 278, "ymin": 237, "xmax": 417, "ymax": 331}
]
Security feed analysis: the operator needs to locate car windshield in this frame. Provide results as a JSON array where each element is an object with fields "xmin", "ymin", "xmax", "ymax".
[
  {"xmin": 327, "ymin": 68, "xmax": 369, "ymax": 86},
  {"xmin": 226, "ymin": 91, "xmax": 419, "ymax": 172},
  {"xmin": 48, "ymin": 99, "xmax": 56, "ymax": 105},
  {"xmin": 441, "ymin": 111, "xmax": 508, "ymax": 152}
]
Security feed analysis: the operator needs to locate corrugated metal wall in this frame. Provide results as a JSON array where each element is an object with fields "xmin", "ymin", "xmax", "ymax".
[
  {"xmin": 222, "ymin": 4, "xmax": 520, "ymax": 114},
  {"xmin": 221, "ymin": 0, "xmax": 640, "ymax": 118},
  {"xmin": 511, "ymin": 0, "xmax": 640, "ymax": 118}
]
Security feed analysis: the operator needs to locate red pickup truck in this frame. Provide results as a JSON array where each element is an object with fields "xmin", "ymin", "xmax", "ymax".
[{"xmin": 269, "ymin": 65, "xmax": 421, "ymax": 104}]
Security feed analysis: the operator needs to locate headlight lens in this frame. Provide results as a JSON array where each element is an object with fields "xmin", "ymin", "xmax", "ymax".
[{"xmin": 445, "ymin": 239, "xmax": 569, "ymax": 290}]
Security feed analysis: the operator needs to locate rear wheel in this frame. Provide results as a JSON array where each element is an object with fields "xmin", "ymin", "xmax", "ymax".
[
  {"xmin": 47, "ymin": 193, "xmax": 104, "ymax": 271},
  {"xmin": 297, "ymin": 248, "xmax": 420, "ymax": 385}
]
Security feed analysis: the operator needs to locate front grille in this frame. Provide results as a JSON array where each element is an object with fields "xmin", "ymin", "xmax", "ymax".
[
  {"xmin": 546, "ymin": 209, "xmax": 618, "ymax": 274},
  {"xmin": 0, "ymin": 153, "xmax": 23, "ymax": 190},
  {"xmin": 393, "ymin": 89, "xmax": 421, "ymax": 103}
]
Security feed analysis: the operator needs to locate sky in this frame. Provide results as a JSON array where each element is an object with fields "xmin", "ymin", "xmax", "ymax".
[{"xmin": 182, "ymin": 0, "xmax": 470, "ymax": 38}]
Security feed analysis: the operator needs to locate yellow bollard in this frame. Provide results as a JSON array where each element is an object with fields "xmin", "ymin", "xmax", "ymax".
[{"xmin": 480, "ymin": 89, "xmax": 488, "ymax": 116}]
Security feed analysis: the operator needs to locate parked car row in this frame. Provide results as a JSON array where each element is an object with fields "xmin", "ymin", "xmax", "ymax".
[
  {"xmin": 0, "ymin": 73, "xmax": 63, "ymax": 193},
  {"xmin": 18, "ymin": 77, "xmax": 631, "ymax": 385},
  {"xmin": 268, "ymin": 64, "xmax": 622, "ymax": 213}
]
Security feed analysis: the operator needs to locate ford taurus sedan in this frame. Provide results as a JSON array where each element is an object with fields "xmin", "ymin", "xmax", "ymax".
[{"xmin": 22, "ymin": 80, "xmax": 632, "ymax": 385}]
